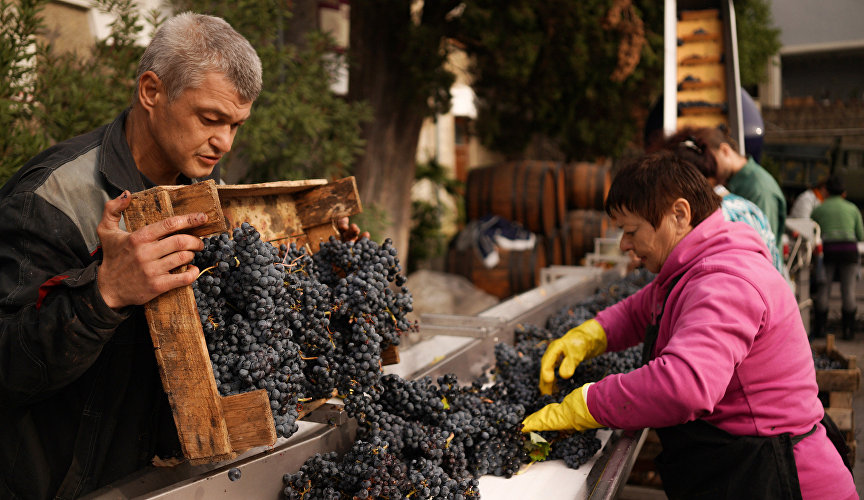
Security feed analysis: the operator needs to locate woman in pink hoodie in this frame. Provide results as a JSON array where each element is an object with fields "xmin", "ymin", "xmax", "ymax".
[{"xmin": 522, "ymin": 152, "xmax": 856, "ymax": 500}]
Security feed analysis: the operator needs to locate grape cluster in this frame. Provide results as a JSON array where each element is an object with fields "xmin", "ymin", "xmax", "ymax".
[
  {"xmin": 546, "ymin": 430, "xmax": 603, "ymax": 469},
  {"xmin": 280, "ymin": 270, "xmax": 654, "ymax": 498},
  {"xmin": 191, "ymin": 223, "xmax": 414, "ymax": 438},
  {"xmin": 813, "ymin": 353, "xmax": 847, "ymax": 370}
]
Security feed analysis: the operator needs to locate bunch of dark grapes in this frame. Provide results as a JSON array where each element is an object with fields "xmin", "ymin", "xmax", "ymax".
[
  {"xmin": 191, "ymin": 224, "xmax": 414, "ymax": 439},
  {"xmin": 570, "ymin": 268, "xmax": 655, "ymax": 316},
  {"xmin": 193, "ymin": 223, "xmax": 305, "ymax": 437},
  {"xmin": 277, "ymin": 269, "xmax": 654, "ymax": 496},
  {"xmin": 282, "ymin": 435, "xmax": 408, "ymax": 500},
  {"xmin": 545, "ymin": 430, "xmax": 604, "ymax": 469},
  {"xmin": 813, "ymin": 353, "xmax": 846, "ymax": 370},
  {"xmin": 311, "ymin": 237, "xmax": 415, "ymax": 418}
]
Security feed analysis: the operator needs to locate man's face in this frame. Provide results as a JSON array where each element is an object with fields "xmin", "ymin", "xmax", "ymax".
[{"xmin": 149, "ymin": 72, "xmax": 252, "ymax": 182}]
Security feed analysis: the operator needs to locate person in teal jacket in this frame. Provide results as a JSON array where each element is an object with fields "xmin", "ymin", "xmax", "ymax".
[
  {"xmin": 679, "ymin": 127, "xmax": 786, "ymax": 251},
  {"xmin": 655, "ymin": 129, "xmax": 785, "ymax": 275},
  {"xmin": 811, "ymin": 175, "xmax": 864, "ymax": 339}
]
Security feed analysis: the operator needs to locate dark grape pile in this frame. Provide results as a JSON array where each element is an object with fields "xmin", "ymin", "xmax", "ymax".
[
  {"xmin": 281, "ymin": 269, "xmax": 654, "ymax": 499},
  {"xmin": 191, "ymin": 222, "xmax": 414, "ymax": 438},
  {"xmin": 813, "ymin": 352, "xmax": 847, "ymax": 370}
]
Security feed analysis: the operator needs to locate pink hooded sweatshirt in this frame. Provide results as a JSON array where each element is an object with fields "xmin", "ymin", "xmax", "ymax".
[{"xmin": 593, "ymin": 210, "xmax": 856, "ymax": 499}]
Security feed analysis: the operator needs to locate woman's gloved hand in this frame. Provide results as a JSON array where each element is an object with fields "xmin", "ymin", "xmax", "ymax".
[
  {"xmin": 521, "ymin": 383, "xmax": 602, "ymax": 432},
  {"xmin": 539, "ymin": 319, "xmax": 607, "ymax": 395}
]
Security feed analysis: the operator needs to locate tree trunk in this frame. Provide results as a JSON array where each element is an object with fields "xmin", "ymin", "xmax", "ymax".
[{"xmin": 348, "ymin": 2, "xmax": 427, "ymax": 260}]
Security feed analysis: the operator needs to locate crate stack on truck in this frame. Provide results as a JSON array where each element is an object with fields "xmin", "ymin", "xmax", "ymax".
[{"xmin": 812, "ymin": 334, "xmax": 861, "ymax": 465}]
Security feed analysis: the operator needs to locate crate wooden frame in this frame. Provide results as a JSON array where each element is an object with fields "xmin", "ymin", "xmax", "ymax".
[
  {"xmin": 124, "ymin": 177, "xmax": 370, "ymax": 464},
  {"xmin": 812, "ymin": 334, "xmax": 860, "ymax": 463}
]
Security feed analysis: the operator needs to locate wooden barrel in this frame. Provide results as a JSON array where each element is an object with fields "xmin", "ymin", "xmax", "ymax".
[
  {"xmin": 562, "ymin": 162, "xmax": 612, "ymax": 211},
  {"xmin": 566, "ymin": 210, "xmax": 610, "ymax": 264},
  {"xmin": 541, "ymin": 226, "xmax": 573, "ymax": 266},
  {"xmin": 446, "ymin": 242, "xmax": 543, "ymax": 299},
  {"xmin": 466, "ymin": 161, "xmax": 566, "ymax": 236}
]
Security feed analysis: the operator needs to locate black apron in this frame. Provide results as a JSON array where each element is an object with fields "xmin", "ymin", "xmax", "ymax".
[{"xmin": 642, "ymin": 275, "xmax": 805, "ymax": 500}]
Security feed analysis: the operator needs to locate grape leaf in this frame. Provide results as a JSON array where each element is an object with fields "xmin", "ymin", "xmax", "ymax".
[{"xmin": 524, "ymin": 432, "xmax": 551, "ymax": 462}]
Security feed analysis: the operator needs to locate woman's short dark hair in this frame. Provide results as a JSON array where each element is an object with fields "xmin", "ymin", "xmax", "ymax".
[
  {"xmin": 655, "ymin": 128, "xmax": 719, "ymax": 180},
  {"xmin": 605, "ymin": 151, "xmax": 722, "ymax": 228}
]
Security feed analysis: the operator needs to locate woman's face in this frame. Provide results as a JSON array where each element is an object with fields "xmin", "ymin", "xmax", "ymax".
[{"xmin": 612, "ymin": 206, "xmax": 689, "ymax": 273}]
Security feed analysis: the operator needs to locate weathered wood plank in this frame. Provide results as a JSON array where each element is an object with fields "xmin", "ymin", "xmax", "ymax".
[
  {"xmin": 216, "ymin": 179, "xmax": 327, "ymax": 198},
  {"xmin": 221, "ymin": 391, "xmax": 278, "ymax": 456},
  {"xmin": 125, "ymin": 184, "xmax": 234, "ymax": 463},
  {"xmin": 294, "ymin": 177, "xmax": 362, "ymax": 228}
]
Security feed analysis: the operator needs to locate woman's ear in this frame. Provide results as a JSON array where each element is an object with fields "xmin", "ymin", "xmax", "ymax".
[{"xmin": 671, "ymin": 198, "xmax": 692, "ymax": 231}]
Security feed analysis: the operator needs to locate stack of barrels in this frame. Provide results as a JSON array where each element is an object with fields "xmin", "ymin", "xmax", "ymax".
[{"xmin": 447, "ymin": 160, "xmax": 611, "ymax": 299}]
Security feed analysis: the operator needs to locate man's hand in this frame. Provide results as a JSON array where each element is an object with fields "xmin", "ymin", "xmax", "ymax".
[
  {"xmin": 336, "ymin": 217, "xmax": 370, "ymax": 242},
  {"xmin": 96, "ymin": 191, "xmax": 208, "ymax": 309}
]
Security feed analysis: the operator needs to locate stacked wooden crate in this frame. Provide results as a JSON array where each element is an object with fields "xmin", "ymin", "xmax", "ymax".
[
  {"xmin": 675, "ymin": 8, "xmax": 729, "ymax": 131},
  {"xmin": 124, "ymin": 177, "xmax": 399, "ymax": 465},
  {"xmin": 813, "ymin": 334, "xmax": 861, "ymax": 464}
]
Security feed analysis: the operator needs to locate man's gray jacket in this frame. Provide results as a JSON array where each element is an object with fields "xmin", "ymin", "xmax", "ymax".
[{"xmin": 0, "ymin": 110, "xmax": 215, "ymax": 499}]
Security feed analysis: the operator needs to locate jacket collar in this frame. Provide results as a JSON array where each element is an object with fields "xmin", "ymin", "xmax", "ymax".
[
  {"xmin": 98, "ymin": 108, "xmax": 146, "ymax": 197},
  {"xmin": 97, "ymin": 108, "xmax": 222, "ymax": 193}
]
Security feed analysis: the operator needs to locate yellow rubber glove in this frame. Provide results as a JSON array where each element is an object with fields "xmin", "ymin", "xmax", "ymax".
[
  {"xmin": 521, "ymin": 383, "xmax": 602, "ymax": 432},
  {"xmin": 539, "ymin": 319, "xmax": 607, "ymax": 395}
]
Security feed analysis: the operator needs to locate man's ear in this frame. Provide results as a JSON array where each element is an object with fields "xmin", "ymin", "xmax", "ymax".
[
  {"xmin": 136, "ymin": 71, "xmax": 162, "ymax": 113},
  {"xmin": 671, "ymin": 198, "xmax": 692, "ymax": 231}
]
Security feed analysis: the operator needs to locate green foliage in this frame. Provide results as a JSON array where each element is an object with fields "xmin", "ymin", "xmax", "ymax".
[
  {"xmin": 408, "ymin": 159, "xmax": 463, "ymax": 272},
  {"xmin": 0, "ymin": 0, "xmax": 154, "ymax": 184},
  {"xmin": 0, "ymin": 0, "xmax": 50, "ymax": 182},
  {"xmin": 524, "ymin": 432, "xmax": 551, "ymax": 462},
  {"xmin": 34, "ymin": 0, "xmax": 155, "ymax": 143},
  {"xmin": 350, "ymin": 202, "xmax": 390, "ymax": 245},
  {"xmin": 457, "ymin": 0, "xmax": 665, "ymax": 161},
  {"xmin": 174, "ymin": 0, "xmax": 370, "ymax": 182},
  {"xmin": 733, "ymin": 0, "xmax": 781, "ymax": 89}
]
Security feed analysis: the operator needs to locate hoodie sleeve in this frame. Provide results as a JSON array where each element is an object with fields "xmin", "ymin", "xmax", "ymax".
[
  {"xmin": 595, "ymin": 282, "xmax": 655, "ymax": 352},
  {"xmin": 587, "ymin": 272, "xmax": 765, "ymax": 430}
]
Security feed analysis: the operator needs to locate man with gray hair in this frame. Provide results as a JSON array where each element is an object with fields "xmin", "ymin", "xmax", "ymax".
[{"xmin": 0, "ymin": 13, "xmax": 265, "ymax": 498}]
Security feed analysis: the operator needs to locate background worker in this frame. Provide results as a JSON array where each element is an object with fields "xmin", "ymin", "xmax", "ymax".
[
  {"xmin": 676, "ymin": 126, "xmax": 787, "ymax": 253},
  {"xmin": 521, "ymin": 152, "xmax": 855, "ymax": 500},
  {"xmin": 790, "ymin": 180, "xmax": 828, "ymax": 219},
  {"xmin": 0, "ymin": 12, "xmax": 361, "ymax": 499},
  {"xmin": 810, "ymin": 174, "xmax": 864, "ymax": 339},
  {"xmin": 656, "ymin": 128, "xmax": 784, "ymax": 275}
]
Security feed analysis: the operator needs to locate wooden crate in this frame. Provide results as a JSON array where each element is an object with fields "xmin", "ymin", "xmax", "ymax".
[
  {"xmin": 124, "ymin": 177, "xmax": 377, "ymax": 464},
  {"xmin": 812, "ymin": 334, "xmax": 860, "ymax": 463}
]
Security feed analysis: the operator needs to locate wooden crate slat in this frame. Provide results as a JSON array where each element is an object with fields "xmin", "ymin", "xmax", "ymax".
[
  {"xmin": 813, "ymin": 335, "xmax": 861, "ymax": 392},
  {"xmin": 381, "ymin": 345, "xmax": 401, "ymax": 366},
  {"xmin": 216, "ymin": 179, "xmax": 328, "ymax": 198},
  {"xmin": 125, "ymin": 184, "xmax": 235, "ymax": 462},
  {"xmin": 816, "ymin": 369, "xmax": 862, "ymax": 392},
  {"xmin": 164, "ymin": 180, "xmax": 227, "ymax": 236},
  {"xmin": 221, "ymin": 391, "xmax": 278, "ymax": 456},
  {"xmin": 830, "ymin": 391, "xmax": 854, "ymax": 409},
  {"xmin": 825, "ymin": 407, "xmax": 854, "ymax": 432},
  {"xmin": 219, "ymin": 193, "xmax": 305, "ymax": 243},
  {"xmin": 294, "ymin": 177, "xmax": 363, "ymax": 229},
  {"xmin": 216, "ymin": 177, "xmax": 361, "ymax": 246}
]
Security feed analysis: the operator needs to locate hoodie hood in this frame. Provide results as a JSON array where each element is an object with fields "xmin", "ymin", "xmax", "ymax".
[{"xmin": 653, "ymin": 209, "xmax": 772, "ymax": 292}]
